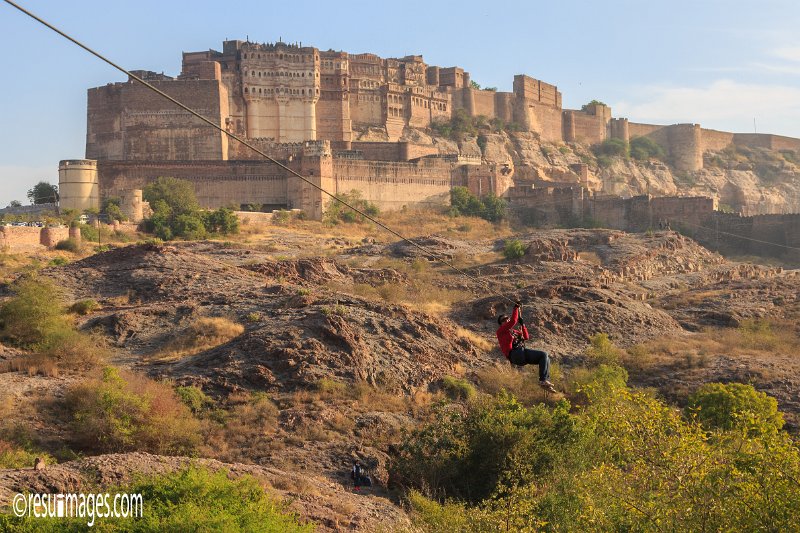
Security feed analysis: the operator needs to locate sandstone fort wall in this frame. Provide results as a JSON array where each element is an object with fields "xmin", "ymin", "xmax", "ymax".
[
  {"xmin": 0, "ymin": 226, "xmax": 70, "ymax": 251},
  {"xmin": 98, "ymin": 160, "xmax": 290, "ymax": 210},
  {"xmin": 87, "ymin": 79, "xmax": 228, "ymax": 161},
  {"xmin": 331, "ymin": 159, "xmax": 452, "ymax": 210}
]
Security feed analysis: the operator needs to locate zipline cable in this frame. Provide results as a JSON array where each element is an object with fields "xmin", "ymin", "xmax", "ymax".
[{"xmin": 3, "ymin": 0, "xmax": 518, "ymax": 305}]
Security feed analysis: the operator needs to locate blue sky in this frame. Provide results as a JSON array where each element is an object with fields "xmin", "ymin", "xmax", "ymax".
[{"xmin": 2, "ymin": 0, "xmax": 800, "ymax": 205}]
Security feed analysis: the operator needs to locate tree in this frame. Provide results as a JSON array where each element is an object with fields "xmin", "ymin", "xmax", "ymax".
[
  {"xmin": 449, "ymin": 186, "xmax": 506, "ymax": 222},
  {"xmin": 630, "ymin": 136, "xmax": 666, "ymax": 161},
  {"xmin": 143, "ymin": 177, "xmax": 200, "ymax": 217},
  {"xmin": 324, "ymin": 190, "xmax": 379, "ymax": 224},
  {"xmin": 481, "ymin": 193, "xmax": 507, "ymax": 222},
  {"xmin": 469, "ymin": 80, "xmax": 481, "ymax": 90},
  {"xmin": 27, "ymin": 181, "xmax": 59, "ymax": 204},
  {"xmin": 592, "ymin": 138, "xmax": 629, "ymax": 158},
  {"xmin": 204, "ymin": 207, "xmax": 240, "ymax": 235},
  {"xmin": 102, "ymin": 197, "xmax": 127, "ymax": 222},
  {"xmin": 581, "ymin": 99, "xmax": 607, "ymax": 111},
  {"xmin": 8, "ymin": 200, "xmax": 21, "ymax": 208},
  {"xmin": 686, "ymin": 382, "xmax": 784, "ymax": 436}
]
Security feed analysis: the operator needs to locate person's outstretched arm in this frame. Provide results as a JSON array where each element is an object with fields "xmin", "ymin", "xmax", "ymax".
[{"xmin": 497, "ymin": 305, "xmax": 519, "ymax": 334}]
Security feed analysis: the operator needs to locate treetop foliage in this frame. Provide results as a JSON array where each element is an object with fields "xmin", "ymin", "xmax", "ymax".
[
  {"xmin": 449, "ymin": 186, "xmax": 506, "ymax": 222},
  {"xmin": 142, "ymin": 177, "xmax": 238, "ymax": 240},
  {"xmin": 27, "ymin": 181, "xmax": 58, "ymax": 204},
  {"xmin": 396, "ymin": 362, "xmax": 800, "ymax": 532}
]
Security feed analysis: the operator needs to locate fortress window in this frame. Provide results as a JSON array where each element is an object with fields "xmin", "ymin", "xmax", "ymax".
[
  {"xmin": 244, "ymin": 87, "xmax": 248, "ymax": 93},
  {"xmin": 251, "ymin": 71, "xmax": 255, "ymax": 76}
]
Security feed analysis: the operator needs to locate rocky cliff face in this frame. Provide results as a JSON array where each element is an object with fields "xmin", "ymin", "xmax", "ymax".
[{"xmin": 407, "ymin": 127, "xmax": 800, "ymax": 214}]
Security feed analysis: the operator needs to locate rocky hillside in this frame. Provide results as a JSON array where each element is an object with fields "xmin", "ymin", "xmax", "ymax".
[
  {"xmin": 1, "ymin": 222, "xmax": 798, "ymax": 529},
  {"xmin": 396, "ymin": 127, "xmax": 800, "ymax": 215}
]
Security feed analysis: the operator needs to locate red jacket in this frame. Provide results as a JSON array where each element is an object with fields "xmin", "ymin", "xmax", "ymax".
[{"xmin": 496, "ymin": 307, "xmax": 529, "ymax": 357}]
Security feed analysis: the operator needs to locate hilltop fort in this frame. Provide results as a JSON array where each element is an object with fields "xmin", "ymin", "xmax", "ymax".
[{"xmin": 57, "ymin": 39, "xmax": 800, "ymax": 253}]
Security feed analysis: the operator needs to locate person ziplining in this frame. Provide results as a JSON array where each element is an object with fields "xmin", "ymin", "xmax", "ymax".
[{"xmin": 496, "ymin": 302, "xmax": 557, "ymax": 393}]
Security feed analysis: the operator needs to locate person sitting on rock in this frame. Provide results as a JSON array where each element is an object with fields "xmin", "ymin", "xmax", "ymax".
[
  {"xmin": 496, "ymin": 302, "xmax": 557, "ymax": 393},
  {"xmin": 351, "ymin": 460, "xmax": 372, "ymax": 490}
]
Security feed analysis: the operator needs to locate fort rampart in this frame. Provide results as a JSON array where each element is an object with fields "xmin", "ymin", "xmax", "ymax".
[
  {"xmin": 0, "ymin": 226, "xmax": 70, "ymax": 251},
  {"xmin": 508, "ymin": 186, "xmax": 798, "ymax": 260}
]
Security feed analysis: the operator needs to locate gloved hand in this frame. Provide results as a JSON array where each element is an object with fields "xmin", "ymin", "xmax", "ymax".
[
  {"xmin": 518, "ymin": 315, "xmax": 524, "ymax": 325},
  {"xmin": 514, "ymin": 301, "xmax": 521, "ymax": 308}
]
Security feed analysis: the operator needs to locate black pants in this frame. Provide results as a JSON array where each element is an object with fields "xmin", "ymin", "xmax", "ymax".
[{"xmin": 509, "ymin": 347, "xmax": 550, "ymax": 382}]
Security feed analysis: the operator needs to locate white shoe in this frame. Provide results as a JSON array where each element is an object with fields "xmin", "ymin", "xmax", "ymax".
[{"xmin": 539, "ymin": 380, "xmax": 557, "ymax": 393}]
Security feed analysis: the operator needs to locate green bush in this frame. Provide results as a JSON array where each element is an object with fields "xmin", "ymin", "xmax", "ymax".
[
  {"xmin": 79, "ymin": 223, "xmax": 99, "ymax": 242},
  {"xmin": 173, "ymin": 213, "xmax": 207, "ymax": 240},
  {"xmin": 686, "ymin": 382, "xmax": 784, "ymax": 436},
  {"xmin": 0, "ymin": 440, "xmax": 55, "ymax": 469},
  {"xmin": 592, "ymin": 138, "xmax": 629, "ymax": 158},
  {"xmin": 585, "ymin": 333, "xmax": 622, "ymax": 365},
  {"xmin": 143, "ymin": 177, "xmax": 239, "ymax": 240},
  {"xmin": 629, "ymin": 136, "xmax": 666, "ymax": 161},
  {"xmin": 64, "ymin": 367, "xmax": 201, "ymax": 455},
  {"xmin": 503, "ymin": 239, "xmax": 526, "ymax": 260},
  {"xmin": 0, "ymin": 466, "xmax": 313, "ymax": 532},
  {"xmin": 441, "ymin": 376, "xmax": 476, "ymax": 401},
  {"xmin": 395, "ymin": 369, "xmax": 800, "ymax": 532},
  {"xmin": 48, "ymin": 257, "xmax": 69, "ymax": 266},
  {"xmin": 450, "ymin": 186, "xmax": 507, "ymax": 222},
  {"xmin": 54, "ymin": 239, "xmax": 80, "ymax": 253},
  {"xmin": 176, "ymin": 385, "xmax": 214, "ymax": 414},
  {"xmin": 68, "ymin": 299, "xmax": 100, "ymax": 316},
  {"xmin": 204, "ymin": 207, "xmax": 240, "ymax": 235},
  {"xmin": 102, "ymin": 197, "xmax": 127, "ymax": 222},
  {"xmin": 393, "ymin": 392, "xmax": 582, "ymax": 503},
  {"xmin": 324, "ymin": 190, "xmax": 379, "ymax": 224},
  {"xmin": 0, "ymin": 276, "xmax": 69, "ymax": 347}
]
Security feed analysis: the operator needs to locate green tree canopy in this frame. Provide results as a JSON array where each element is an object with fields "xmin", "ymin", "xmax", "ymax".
[
  {"xmin": 686, "ymin": 382, "xmax": 784, "ymax": 436},
  {"xmin": 630, "ymin": 136, "xmax": 666, "ymax": 161},
  {"xmin": 27, "ymin": 181, "xmax": 59, "ymax": 204},
  {"xmin": 143, "ymin": 177, "xmax": 200, "ymax": 217},
  {"xmin": 142, "ymin": 177, "xmax": 238, "ymax": 240},
  {"xmin": 449, "ymin": 186, "xmax": 507, "ymax": 222}
]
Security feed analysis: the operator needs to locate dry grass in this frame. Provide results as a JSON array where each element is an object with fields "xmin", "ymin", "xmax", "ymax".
[
  {"xmin": 154, "ymin": 316, "xmax": 244, "ymax": 361},
  {"xmin": 625, "ymin": 317, "xmax": 800, "ymax": 383},
  {"xmin": 199, "ymin": 391, "xmax": 281, "ymax": 462},
  {"xmin": 660, "ymin": 289, "xmax": 729, "ymax": 310},
  {"xmin": 473, "ymin": 364, "xmax": 562, "ymax": 406},
  {"xmin": 577, "ymin": 251, "xmax": 603, "ymax": 266},
  {"xmin": 63, "ymin": 368, "xmax": 202, "ymax": 455},
  {"xmin": 327, "ymin": 277, "xmax": 466, "ymax": 315},
  {"xmin": 237, "ymin": 206, "xmax": 512, "ymax": 246},
  {"xmin": 455, "ymin": 327, "xmax": 494, "ymax": 352}
]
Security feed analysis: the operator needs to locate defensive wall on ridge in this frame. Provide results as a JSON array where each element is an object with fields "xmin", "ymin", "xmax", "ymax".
[{"xmin": 507, "ymin": 185, "xmax": 799, "ymax": 260}]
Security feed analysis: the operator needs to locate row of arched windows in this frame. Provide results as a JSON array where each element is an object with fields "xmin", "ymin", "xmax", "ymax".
[
  {"xmin": 244, "ymin": 86, "xmax": 320, "ymax": 96},
  {"xmin": 247, "ymin": 70, "xmax": 316, "ymax": 79},
  {"xmin": 242, "ymin": 52, "xmax": 316, "ymax": 62}
]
